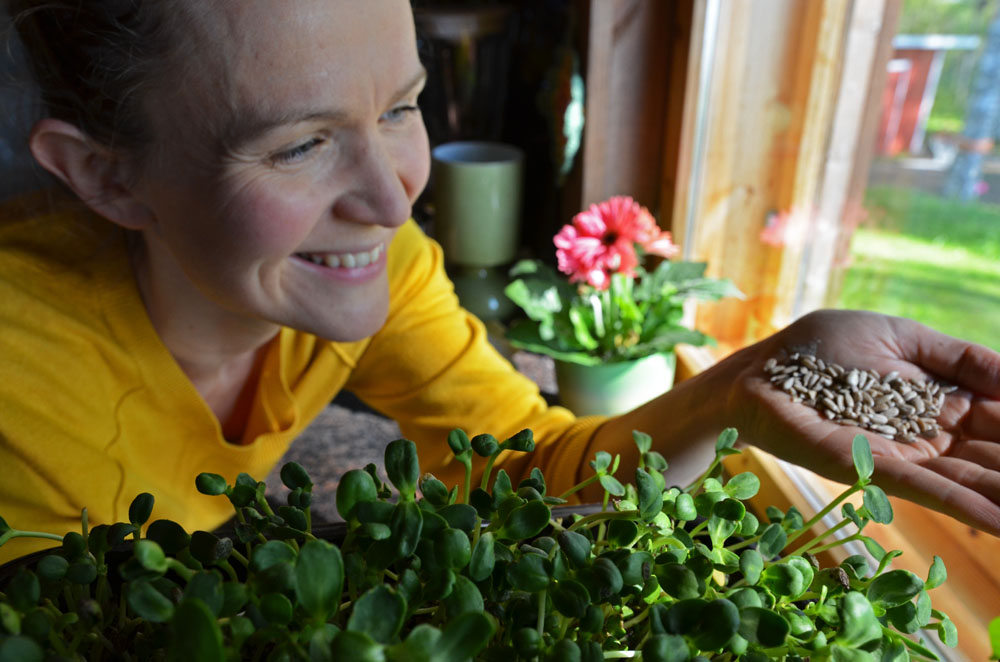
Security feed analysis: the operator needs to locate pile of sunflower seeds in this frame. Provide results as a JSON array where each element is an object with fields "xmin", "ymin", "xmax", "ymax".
[{"xmin": 765, "ymin": 353, "xmax": 956, "ymax": 443}]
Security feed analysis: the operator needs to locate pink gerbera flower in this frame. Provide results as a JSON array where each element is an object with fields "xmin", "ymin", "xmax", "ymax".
[{"xmin": 554, "ymin": 196, "xmax": 678, "ymax": 289}]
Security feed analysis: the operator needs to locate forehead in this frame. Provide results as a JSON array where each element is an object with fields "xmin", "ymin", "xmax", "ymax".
[{"xmin": 162, "ymin": 0, "xmax": 419, "ymax": 142}]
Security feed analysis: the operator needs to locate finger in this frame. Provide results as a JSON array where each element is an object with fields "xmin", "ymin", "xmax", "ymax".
[
  {"xmin": 964, "ymin": 398, "xmax": 1000, "ymax": 440},
  {"xmin": 874, "ymin": 455, "xmax": 1000, "ymax": 535},
  {"xmin": 948, "ymin": 439, "xmax": 1000, "ymax": 472},
  {"xmin": 894, "ymin": 317, "xmax": 1000, "ymax": 398}
]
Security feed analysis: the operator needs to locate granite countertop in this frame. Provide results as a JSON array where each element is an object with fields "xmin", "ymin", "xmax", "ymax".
[{"xmin": 263, "ymin": 349, "xmax": 556, "ymax": 526}]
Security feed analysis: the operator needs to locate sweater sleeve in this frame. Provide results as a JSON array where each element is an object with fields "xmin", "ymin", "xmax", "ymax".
[{"xmin": 343, "ymin": 221, "xmax": 606, "ymax": 496}]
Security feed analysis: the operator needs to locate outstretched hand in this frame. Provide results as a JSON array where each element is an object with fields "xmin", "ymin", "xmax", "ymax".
[{"xmin": 723, "ymin": 309, "xmax": 1000, "ymax": 535}]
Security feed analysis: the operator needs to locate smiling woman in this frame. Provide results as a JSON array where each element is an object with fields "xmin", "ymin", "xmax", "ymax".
[{"xmin": 2, "ymin": 0, "xmax": 1000, "ymax": 582}]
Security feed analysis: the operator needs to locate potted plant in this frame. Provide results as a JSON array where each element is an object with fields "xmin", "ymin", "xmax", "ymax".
[
  {"xmin": 504, "ymin": 195, "xmax": 742, "ymax": 416},
  {"xmin": 0, "ymin": 428, "xmax": 958, "ymax": 662}
]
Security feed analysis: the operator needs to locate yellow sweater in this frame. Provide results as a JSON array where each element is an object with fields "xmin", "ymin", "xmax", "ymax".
[{"xmin": 0, "ymin": 193, "xmax": 604, "ymax": 563}]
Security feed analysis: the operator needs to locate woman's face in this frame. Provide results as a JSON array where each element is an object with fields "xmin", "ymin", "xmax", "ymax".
[{"xmin": 131, "ymin": 0, "xmax": 430, "ymax": 342}]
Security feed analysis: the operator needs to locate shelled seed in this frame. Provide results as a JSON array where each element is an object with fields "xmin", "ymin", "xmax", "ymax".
[{"xmin": 764, "ymin": 353, "xmax": 954, "ymax": 444}]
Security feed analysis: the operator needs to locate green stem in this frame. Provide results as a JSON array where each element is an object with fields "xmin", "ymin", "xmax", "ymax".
[
  {"xmin": 802, "ymin": 532, "xmax": 866, "ymax": 558},
  {"xmin": 785, "ymin": 518, "xmax": 853, "ymax": 558},
  {"xmin": 685, "ymin": 454, "xmax": 723, "ymax": 495},
  {"xmin": 166, "ymin": 559, "xmax": 195, "ymax": 582},
  {"xmin": 783, "ymin": 481, "xmax": 862, "ymax": 548},
  {"xmin": 556, "ymin": 474, "xmax": 601, "ymax": 501},
  {"xmin": 0, "ymin": 529, "xmax": 65, "ymax": 546},
  {"xmin": 229, "ymin": 548, "xmax": 250, "ymax": 568},
  {"xmin": 463, "ymin": 459, "xmax": 472, "ymax": 506},
  {"xmin": 567, "ymin": 509, "xmax": 640, "ymax": 533},
  {"xmin": 479, "ymin": 453, "xmax": 500, "ymax": 493}
]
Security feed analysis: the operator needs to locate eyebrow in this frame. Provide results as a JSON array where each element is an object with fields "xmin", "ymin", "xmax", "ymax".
[{"xmin": 220, "ymin": 66, "xmax": 428, "ymax": 149}]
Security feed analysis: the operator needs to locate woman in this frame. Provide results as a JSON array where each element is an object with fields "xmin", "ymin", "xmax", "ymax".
[{"xmin": 1, "ymin": 0, "xmax": 998, "ymax": 564}]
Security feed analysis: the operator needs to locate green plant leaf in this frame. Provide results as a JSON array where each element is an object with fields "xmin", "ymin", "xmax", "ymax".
[
  {"xmin": 599, "ymin": 474, "xmax": 626, "ymax": 497},
  {"xmin": 926, "ymin": 555, "xmax": 947, "ymax": 590},
  {"xmin": 760, "ymin": 563, "xmax": 806, "ymax": 600},
  {"xmin": 738, "ymin": 606, "xmax": 790, "ymax": 648},
  {"xmin": 723, "ymin": 472, "xmax": 760, "ymax": 500},
  {"xmin": 260, "ymin": 592, "xmax": 294, "ymax": 626},
  {"xmin": 468, "ymin": 532, "xmax": 495, "ymax": 581},
  {"xmin": 866, "ymin": 569, "xmax": 923, "ymax": 608},
  {"xmin": 280, "ymin": 462, "xmax": 313, "ymax": 491},
  {"xmin": 331, "ymin": 630, "xmax": 385, "ymax": 662},
  {"xmin": 501, "ymin": 429, "xmax": 535, "ymax": 453},
  {"xmin": 558, "ymin": 530, "xmax": 592, "ymax": 568},
  {"xmin": 757, "ymin": 522, "xmax": 787, "ymax": 558},
  {"xmin": 195, "ymin": 473, "xmax": 229, "ymax": 496},
  {"xmin": 443, "ymin": 575, "xmax": 483, "ymax": 617},
  {"xmin": 988, "ymin": 615, "xmax": 1000, "ymax": 659},
  {"xmin": 497, "ymin": 500, "xmax": 550, "ymax": 541},
  {"xmin": 674, "ymin": 492, "xmax": 697, "ymax": 521},
  {"xmin": 633, "ymin": 430, "xmax": 653, "ymax": 453},
  {"xmin": 390, "ymin": 500, "xmax": 424, "ymax": 560},
  {"xmin": 146, "ymin": 519, "xmax": 191, "ymax": 555},
  {"xmin": 434, "ymin": 528, "xmax": 471, "ymax": 571},
  {"xmin": 881, "ymin": 639, "xmax": 909, "ymax": 662},
  {"xmin": 641, "ymin": 634, "xmax": 690, "ymax": 662},
  {"xmin": 830, "ymin": 644, "xmax": 877, "ymax": 662},
  {"xmin": 937, "ymin": 615, "xmax": 958, "ymax": 647},
  {"xmin": 716, "ymin": 428, "xmax": 739, "ymax": 451},
  {"xmin": 189, "ymin": 531, "xmax": 233, "ymax": 566},
  {"xmin": 551, "ymin": 579, "xmax": 590, "ymax": 618},
  {"xmin": 295, "ymin": 539, "xmax": 344, "ymax": 622},
  {"xmin": 251, "ymin": 540, "xmax": 297, "ymax": 572},
  {"xmin": 385, "ymin": 439, "xmax": 420, "ymax": 501},
  {"xmin": 577, "ymin": 557, "xmax": 624, "ymax": 602},
  {"xmin": 134, "ymin": 539, "xmax": 168, "ymax": 574},
  {"xmin": 835, "ymin": 591, "xmax": 882, "ymax": 647},
  {"xmin": 470, "ymin": 433, "xmax": 499, "ymax": 457},
  {"xmin": 434, "ymin": 611, "xmax": 495, "ymax": 662},
  {"xmin": 338, "ymin": 469, "xmax": 379, "ymax": 521},
  {"xmin": 636, "ymin": 468, "xmax": 664, "ymax": 521},
  {"xmin": 656, "ymin": 563, "xmax": 702, "ymax": 600},
  {"xmin": 129, "ymin": 492, "xmax": 155, "ymax": 527},
  {"xmin": 852, "ymin": 435, "xmax": 874, "ymax": 482},
  {"xmin": 739, "ymin": 549, "xmax": 763, "ymax": 586},
  {"xmin": 127, "ymin": 580, "xmax": 175, "ymax": 623},
  {"xmin": 862, "ymin": 485, "xmax": 893, "ymax": 524},
  {"xmin": 35, "ymin": 555, "xmax": 68, "ymax": 582},
  {"xmin": 0, "ymin": 635, "xmax": 43, "ymax": 662},
  {"xmin": 506, "ymin": 554, "xmax": 550, "ymax": 592},
  {"xmin": 346, "ymin": 585, "xmax": 406, "ymax": 644}
]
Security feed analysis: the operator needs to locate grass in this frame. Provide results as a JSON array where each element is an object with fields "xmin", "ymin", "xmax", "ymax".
[{"xmin": 835, "ymin": 186, "xmax": 1000, "ymax": 352}]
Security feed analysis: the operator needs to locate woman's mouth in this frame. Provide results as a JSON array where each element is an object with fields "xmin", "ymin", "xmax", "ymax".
[{"xmin": 294, "ymin": 244, "xmax": 384, "ymax": 269}]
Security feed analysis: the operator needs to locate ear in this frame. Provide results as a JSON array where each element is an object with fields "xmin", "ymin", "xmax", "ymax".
[{"xmin": 28, "ymin": 118, "xmax": 156, "ymax": 230}]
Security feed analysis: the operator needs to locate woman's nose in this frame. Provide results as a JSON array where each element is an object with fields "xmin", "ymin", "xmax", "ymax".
[{"xmin": 331, "ymin": 134, "xmax": 412, "ymax": 228}]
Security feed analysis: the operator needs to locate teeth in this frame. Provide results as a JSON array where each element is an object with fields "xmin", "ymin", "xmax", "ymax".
[{"xmin": 299, "ymin": 244, "xmax": 383, "ymax": 269}]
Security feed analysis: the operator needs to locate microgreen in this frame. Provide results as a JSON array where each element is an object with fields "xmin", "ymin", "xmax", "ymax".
[{"xmin": 0, "ymin": 429, "xmax": 958, "ymax": 661}]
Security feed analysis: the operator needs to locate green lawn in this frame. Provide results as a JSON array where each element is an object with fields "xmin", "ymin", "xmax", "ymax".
[{"xmin": 835, "ymin": 186, "xmax": 1000, "ymax": 352}]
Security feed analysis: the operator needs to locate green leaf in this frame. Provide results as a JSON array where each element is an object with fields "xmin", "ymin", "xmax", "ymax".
[
  {"xmin": 724, "ymin": 472, "xmax": 760, "ymax": 500},
  {"xmin": 835, "ymin": 591, "xmax": 882, "ymax": 647},
  {"xmin": 926, "ymin": 555, "xmax": 947, "ymax": 590},
  {"xmin": 35, "ymin": 555, "xmax": 68, "ymax": 582},
  {"xmin": 599, "ymin": 474, "xmax": 626, "ymax": 497},
  {"xmin": 497, "ymin": 500, "xmax": 550, "ymax": 541},
  {"xmin": 128, "ymin": 580, "xmax": 175, "ymax": 623},
  {"xmin": 591, "ymin": 452, "xmax": 612, "ymax": 472},
  {"xmin": 655, "ymin": 563, "xmax": 702, "ymax": 600},
  {"xmin": 988, "ymin": 615, "xmax": 1000, "ymax": 659},
  {"xmin": 738, "ymin": 606, "xmax": 790, "ymax": 648},
  {"xmin": 862, "ymin": 485, "xmax": 893, "ymax": 524},
  {"xmin": 195, "ymin": 472, "xmax": 229, "ymax": 496},
  {"xmin": 641, "ymin": 634, "xmax": 690, "ymax": 662},
  {"xmin": 633, "ymin": 430, "xmax": 653, "ymax": 453},
  {"xmin": 337, "ymin": 469, "xmax": 378, "ymax": 521},
  {"xmin": 260, "ymin": 592, "xmax": 294, "ymax": 625},
  {"xmin": 330, "ymin": 630, "xmax": 385, "ymax": 662},
  {"xmin": 470, "ymin": 433, "xmax": 499, "ymax": 457},
  {"xmin": 390, "ymin": 500, "xmax": 424, "ymax": 560},
  {"xmin": 347, "ymin": 585, "xmax": 406, "ymax": 644},
  {"xmin": 757, "ymin": 522, "xmax": 787, "ymax": 558},
  {"xmin": 435, "ymin": 611, "xmax": 495, "ymax": 662},
  {"xmin": 129, "ymin": 492, "xmax": 155, "ymax": 527},
  {"xmin": 501, "ymin": 429, "xmax": 535, "ymax": 453},
  {"xmin": 852, "ymin": 434, "xmax": 874, "ymax": 481},
  {"xmin": 937, "ymin": 615, "xmax": 958, "ymax": 647},
  {"xmin": 830, "ymin": 644, "xmax": 877, "ymax": 662},
  {"xmin": 295, "ymin": 539, "xmax": 344, "ymax": 621},
  {"xmin": 716, "ymin": 428, "xmax": 739, "ymax": 451},
  {"xmin": 146, "ymin": 519, "xmax": 191, "ymax": 555},
  {"xmin": 708, "ymin": 515, "xmax": 738, "ymax": 549},
  {"xmin": 189, "ymin": 531, "xmax": 233, "ymax": 566},
  {"xmin": 881, "ymin": 639, "xmax": 909, "ymax": 662},
  {"xmin": 385, "ymin": 439, "xmax": 420, "ymax": 500},
  {"xmin": 134, "ymin": 539, "xmax": 168, "ymax": 574},
  {"xmin": 558, "ymin": 530, "xmax": 592, "ymax": 568},
  {"xmin": 443, "ymin": 575, "xmax": 483, "ymax": 617},
  {"xmin": 674, "ymin": 493, "xmax": 697, "ymax": 521},
  {"xmin": 551, "ymin": 579, "xmax": 591, "ymax": 618},
  {"xmin": 251, "ymin": 540, "xmax": 297, "ymax": 572},
  {"xmin": 506, "ymin": 554, "xmax": 550, "ymax": 592},
  {"xmin": 280, "ymin": 462, "xmax": 313, "ymax": 491},
  {"xmin": 760, "ymin": 563, "xmax": 806, "ymax": 599},
  {"xmin": 434, "ymin": 528, "xmax": 472, "ymax": 571},
  {"xmin": 636, "ymin": 468, "xmax": 664, "ymax": 521},
  {"xmin": 468, "ymin": 532, "xmax": 496, "ymax": 581},
  {"xmin": 0, "ymin": 636, "xmax": 43, "ymax": 662},
  {"xmin": 867, "ymin": 569, "xmax": 924, "ymax": 608},
  {"xmin": 183, "ymin": 572, "xmax": 224, "ymax": 617},
  {"xmin": 0, "ymin": 604, "xmax": 20, "ymax": 635},
  {"xmin": 739, "ymin": 549, "xmax": 763, "ymax": 586}
]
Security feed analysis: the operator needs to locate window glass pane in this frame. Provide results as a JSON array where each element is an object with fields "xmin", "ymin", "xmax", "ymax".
[{"xmin": 832, "ymin": 0, "xmax": 1000, "ymax": 354}]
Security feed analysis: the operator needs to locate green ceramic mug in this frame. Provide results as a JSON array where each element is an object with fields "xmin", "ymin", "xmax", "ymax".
[{"xmin": 431, "ymin": 141, "xmax": 524, "ymax": 268}]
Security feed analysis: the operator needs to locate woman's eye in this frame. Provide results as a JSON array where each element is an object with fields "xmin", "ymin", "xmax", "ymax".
[
  {"xmin": 381, "ymin": 105, "xmax": 421, "ymax": 124},
  {"xmin": 271, "ymin": 137, "xmax": 325, "ymax": 165}
]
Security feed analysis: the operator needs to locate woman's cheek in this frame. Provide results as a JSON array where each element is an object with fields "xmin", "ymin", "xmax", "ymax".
[{"xmin": 224, "ymin": 185, "xmax": 322, "ymax": 255}]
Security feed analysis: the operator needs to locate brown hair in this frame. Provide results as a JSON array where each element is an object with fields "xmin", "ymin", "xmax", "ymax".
[{"xmin": 7, "ymin": 0, "xmax": 178, "ymax": 156}]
